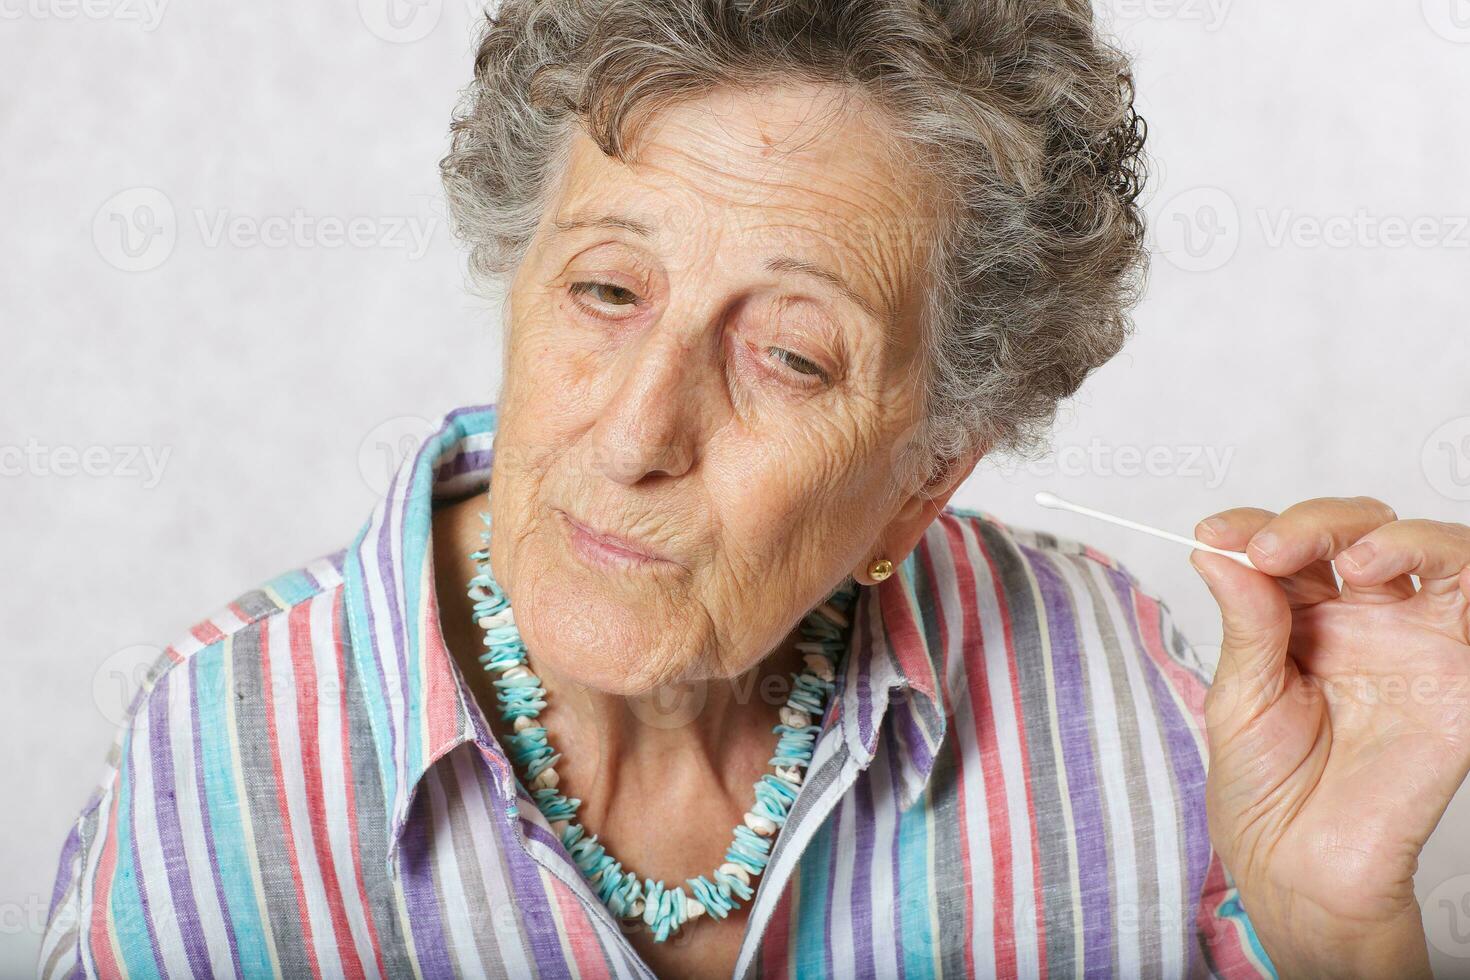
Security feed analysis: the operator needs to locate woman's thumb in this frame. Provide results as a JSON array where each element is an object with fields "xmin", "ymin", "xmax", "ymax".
[{"xmin": 1190, "ymin": 550, "xmax": 1292, "ymax": 711}]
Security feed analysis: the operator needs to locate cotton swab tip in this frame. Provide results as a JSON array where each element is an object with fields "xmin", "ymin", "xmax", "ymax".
[
  {"xmin": 1033, "ymin": 490, "xmax": 1259, "ymax": 571},
  {"xmin": 1034, "ymin": 491, "xmax": 1064, "ymax": 510}
]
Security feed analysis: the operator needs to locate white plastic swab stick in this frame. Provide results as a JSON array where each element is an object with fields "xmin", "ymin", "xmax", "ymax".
[{"xmin": 1034, "ymin": 490, "xmax": 1259, "ymax": 570}]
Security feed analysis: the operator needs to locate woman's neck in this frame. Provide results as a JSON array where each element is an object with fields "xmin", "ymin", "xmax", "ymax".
[
  {"xmin": 430, "ymin": 491, "xmax": 807, "ymax": 833},
  {"xmin": 525, "ymin": 622, "xmax": 807, "ymax": 828}
]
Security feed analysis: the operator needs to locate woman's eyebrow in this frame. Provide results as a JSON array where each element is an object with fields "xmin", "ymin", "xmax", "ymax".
[
  {"xmin": 764, "ymin": 254, "xmax": 886, "ymax": 326},
  {"xmin": 546, "ymin": 215, "xmax": 886, "ymax": 325},
  {"xmin": 551, "ymin": 213, "xmax": 656, "ymax": 238}
]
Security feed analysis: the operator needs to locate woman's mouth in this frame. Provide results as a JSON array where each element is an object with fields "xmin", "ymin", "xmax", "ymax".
[{"xmin": 556, "ymin": 509, "xmax": 679, "ymax": 571}]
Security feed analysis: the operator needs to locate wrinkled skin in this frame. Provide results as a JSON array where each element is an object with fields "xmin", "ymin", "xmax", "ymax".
[
  {"xmin": 437, "ymin": 81, "xmax": 980, "ymax": 978},
  {"xmin": 486, "ymin": 81, "xmax": 974, "ymax": 698},
  {"xmin": 1193, "ymin": 498, "xmax": 1470, "ymax": 978},
  {"xmin": 441, "ymin": 77, "xmax": 1470, "ymax": 980}
]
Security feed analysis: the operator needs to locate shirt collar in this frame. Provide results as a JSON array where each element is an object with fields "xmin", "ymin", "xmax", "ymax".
[
  {"xmin": 342, "ymin": 404, "xmax": 952, "ymax": 875},
  {"xmin": 341, "ymin": 404, "xmax": 507, "ymax": 875},
  {"xmin": 836, "ymin": 545, "xmax": 949, "ymax": 810}
]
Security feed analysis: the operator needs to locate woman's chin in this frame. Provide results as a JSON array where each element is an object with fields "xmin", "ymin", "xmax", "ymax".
[{"xmin": 513, "ymin": 560, "xmax": 695, "ymax": 697}]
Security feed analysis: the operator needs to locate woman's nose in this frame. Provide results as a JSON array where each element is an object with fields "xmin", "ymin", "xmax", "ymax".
[{"xmin": 588, "ymin": 329, "xmax": 703, "ymax": 485}]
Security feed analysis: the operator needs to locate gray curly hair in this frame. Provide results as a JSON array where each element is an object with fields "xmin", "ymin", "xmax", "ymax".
[{"xmin": 440, "ymin": 0, "xmax": 1149, "ymax": 490}]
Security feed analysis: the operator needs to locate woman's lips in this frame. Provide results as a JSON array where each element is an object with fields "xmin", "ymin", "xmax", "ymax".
[{"xmin": 557, "ymin": 509, "xmax": 678, "ymax": 569}]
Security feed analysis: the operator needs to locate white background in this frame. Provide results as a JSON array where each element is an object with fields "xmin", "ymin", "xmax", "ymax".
[{"xmin": 3, "ymin": 0, "xmax": 1468, "ymax": 974}]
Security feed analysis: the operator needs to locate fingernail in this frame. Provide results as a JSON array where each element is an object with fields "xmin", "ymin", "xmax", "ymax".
[
  {"xmin": 1339, "ymin": 541, "xmax": 1375, "ymax": 572},
  {"xmin": 1198, "ymin": 516, "xmax": 1227, "ymax": 538},
  {"xmin": 1251, "ymin": 531, "xmax": 1279, "ymax": 558}
]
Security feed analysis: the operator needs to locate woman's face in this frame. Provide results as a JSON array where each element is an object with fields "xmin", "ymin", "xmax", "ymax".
[{"xmin": 488, "ymin": 81, "xmax": 963, "ymax": 695}]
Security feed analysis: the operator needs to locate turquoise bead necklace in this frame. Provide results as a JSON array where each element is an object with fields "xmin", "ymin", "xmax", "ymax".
[{"xmin": 466, "ymin": 509, "xmax": 858, "ymax": 943}]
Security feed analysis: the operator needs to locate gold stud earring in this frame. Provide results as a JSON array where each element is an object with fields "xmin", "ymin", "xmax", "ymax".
[{"xmin": 867, "ymin": 558, "xmax": 893, "ymax": 583}]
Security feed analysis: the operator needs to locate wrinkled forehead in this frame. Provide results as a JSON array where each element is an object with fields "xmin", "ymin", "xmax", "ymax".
[{"xmin": 543, "ymin": 83, "xmax": 941, "ymax": 329}]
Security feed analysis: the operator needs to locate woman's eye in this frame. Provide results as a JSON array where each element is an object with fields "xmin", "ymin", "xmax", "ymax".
[
  {"xmin": 767, "ymin": 347, "xmax": 828, "ymax": 382},
  {"xmin": 569, "ymin": 281, "xmax": 640, "ymax": 307}
]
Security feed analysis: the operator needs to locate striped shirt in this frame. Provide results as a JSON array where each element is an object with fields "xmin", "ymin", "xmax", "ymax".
[{"xmin": 40, "ymin": 403, "xmax": 1275, "ymax": 979}]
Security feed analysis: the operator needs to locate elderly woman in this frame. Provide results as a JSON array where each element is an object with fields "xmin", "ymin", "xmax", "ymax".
[{"xmin": 40, "ymin": 1, "xmax": 1470, "ymax": 978}]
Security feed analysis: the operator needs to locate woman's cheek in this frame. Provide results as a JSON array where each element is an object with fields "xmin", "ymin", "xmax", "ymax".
[
  {"xmin": 722, "ymin": 443, "xmax": 824, "ymax": 535},
  {"xmin": 509, "ymin": 306, "xmax": 594, "ymax": 392}
]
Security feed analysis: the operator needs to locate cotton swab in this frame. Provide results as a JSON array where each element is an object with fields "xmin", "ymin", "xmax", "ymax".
[{"xmin": 1034, "ymin": 491, "xmax": 1260, "ymax": 570}]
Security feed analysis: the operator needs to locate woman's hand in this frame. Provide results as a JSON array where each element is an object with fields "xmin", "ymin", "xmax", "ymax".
[{"xmin": 1191, "ymin": 496, "xmax": 1470, "ymax": 979}]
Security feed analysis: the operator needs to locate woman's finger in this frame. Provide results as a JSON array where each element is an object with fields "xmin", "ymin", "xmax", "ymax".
[
  {"xmin": 1337, "ymin": 519, "xmax": 1470, "ymax": 601},
  {"xmin": 1197, "ymin": 506, "xmax": 1340, "ymax": 605},
  {"xmin": 1194, "ymin": 507, "xmax": 1278, "ymax": 550},
  {"xmin": 1190, "ymin": 549, "xmax": 1294, "ymax": 730},
  {"xmin": 1241, "ymin": 496, "xmax": 1400, "ymax": 577}
]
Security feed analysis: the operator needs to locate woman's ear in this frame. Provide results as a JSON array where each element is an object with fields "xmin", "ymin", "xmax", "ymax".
[{"xmin": 853, "ymin": 441, "xmax": 988, "ymax": 585}]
